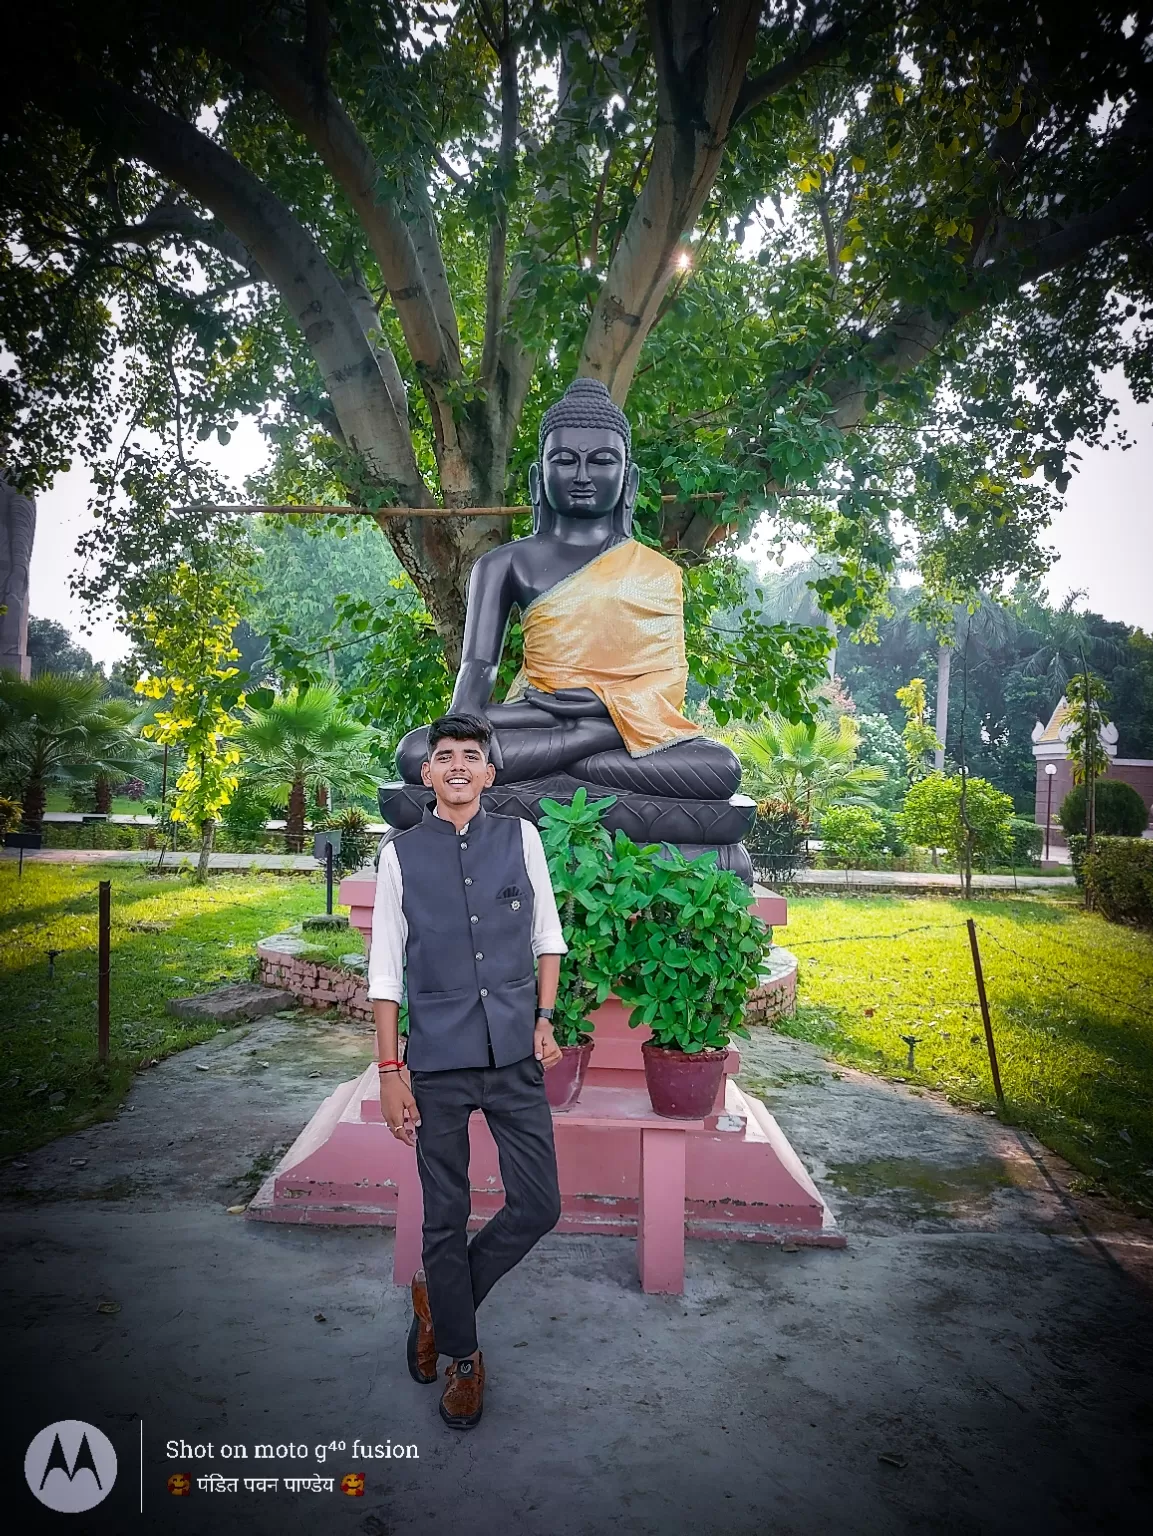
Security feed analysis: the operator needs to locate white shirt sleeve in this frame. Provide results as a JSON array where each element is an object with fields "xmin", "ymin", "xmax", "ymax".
[
  {"xmin": 367, "ymin": 841, "xmax": 407, "ymax": 1003},
  {"xmin": 520, "ymin": 820, "xmax": 568, "ymax": 957}
]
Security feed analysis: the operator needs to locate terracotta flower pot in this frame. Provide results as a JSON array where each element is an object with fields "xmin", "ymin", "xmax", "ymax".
[
  {"xmin": 545, "ymin": 1041, "xmax": 594, "ymax": 1110},
  {"xmin": 642, "ymin": 1040, "xmax": 728, "ymax": 1119}
]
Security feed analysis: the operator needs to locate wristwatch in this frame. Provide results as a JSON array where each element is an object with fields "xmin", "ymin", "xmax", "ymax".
[{"xmin": 536, "ymin": 1007, "xmax": 555, "ymax": 1021}]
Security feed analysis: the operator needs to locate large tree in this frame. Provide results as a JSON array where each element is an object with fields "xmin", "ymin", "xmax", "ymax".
[{"xmin": 1, "ymin": 0, "xmax": 1151, "ymax": 677}]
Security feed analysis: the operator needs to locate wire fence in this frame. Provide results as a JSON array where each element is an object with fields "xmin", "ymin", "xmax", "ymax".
[{"xmin": 778, "ymin": 913, "xmax": 1152, "ymax": 1110}]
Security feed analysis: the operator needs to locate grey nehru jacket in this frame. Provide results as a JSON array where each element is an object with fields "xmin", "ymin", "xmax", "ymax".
[{"xmin": 368, "ymin": 804, "xmax": 567, "ymax": 1072}]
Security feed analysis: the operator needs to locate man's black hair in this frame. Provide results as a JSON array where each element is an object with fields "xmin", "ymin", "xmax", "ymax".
[{"xmin": 426, "ymin": 713, "xmax": 493, "ymax": 758}]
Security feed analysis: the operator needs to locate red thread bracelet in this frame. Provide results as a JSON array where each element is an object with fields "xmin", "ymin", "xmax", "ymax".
[{"xmin": 377, "ymin": 1059, "xmax": 404, "ymax": 1070}]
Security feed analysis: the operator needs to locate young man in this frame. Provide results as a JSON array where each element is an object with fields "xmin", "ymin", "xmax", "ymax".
[{"xmin": 368, "ymin": 713, "xmax": 566, "ymax": 1429}]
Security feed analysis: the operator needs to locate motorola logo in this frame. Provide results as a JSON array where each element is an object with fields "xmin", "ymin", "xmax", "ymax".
[{"xmin": 24, "ymin": 1421, "xmax": 118, "ymax": 1513}]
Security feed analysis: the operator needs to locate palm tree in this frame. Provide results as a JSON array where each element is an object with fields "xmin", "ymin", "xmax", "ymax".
[
  {"xmin": 237, "ymin": 686, "xmax": 382, "ymax": 851},
  {"xmin": 1015, "ymin": 589, "xmax": 1124, "ymax": 693},
  {"xmin": 756, "ymin": 557, "xmax": 843, "ymax": 679},
  {"xmin": 0, "ymin": 671, "xmax": 142, "ymax": 832},
  {"xmin": 728, "ymin": 714, "xmax": 886, "ymax": 826}
]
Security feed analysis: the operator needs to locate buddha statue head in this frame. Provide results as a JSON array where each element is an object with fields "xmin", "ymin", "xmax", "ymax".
[{"xmin": 529, "ymin": 377, "xmax": 641, "ymax": 536}]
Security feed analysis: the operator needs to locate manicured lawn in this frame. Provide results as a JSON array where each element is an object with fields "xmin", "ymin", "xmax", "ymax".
[
  {"xmin": 43, "ymin": 791, "xmax": 152, "ymax": 816},
  {"xmin": 777, "ymin": 892, "xmax": 1153, "ymax": 1213},
  {"xmin": 0, "ymin": 864, "xmax": 331, "ymax": 1160}
]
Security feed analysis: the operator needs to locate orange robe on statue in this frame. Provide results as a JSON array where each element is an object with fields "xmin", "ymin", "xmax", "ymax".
[{"xmin": 504, "ymin": 539, "xmax": 702, "ymax": 759}]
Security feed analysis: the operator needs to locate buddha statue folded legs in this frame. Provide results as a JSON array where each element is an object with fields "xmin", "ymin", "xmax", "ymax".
[{"xmin": 381, "ymin": 379, "xmax": 756, "ymax": 880}]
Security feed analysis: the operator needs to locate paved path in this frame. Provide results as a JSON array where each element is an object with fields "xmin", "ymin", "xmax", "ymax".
[
  {"xmin": 1, "ymin": 847, "xmax": 321, "ymax": 871},
  {"xmin": 1, "ymin": 1008, "xmax": 1148, "ymax": 1535},
  {"xmin": 4, "ymin": 846, "xmax": 1077, "ymax": 889}
]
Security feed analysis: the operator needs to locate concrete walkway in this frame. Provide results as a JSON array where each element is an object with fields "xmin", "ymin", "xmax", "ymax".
[
  {"xmin": 2, "ymin": 1006, "xmax": 1148, "ymax": 1535},
  {"xmin": 1, "ymin": 847, "xmax": 320, "ymax": 871},
  {"xmin": 3, "ymin": 846, "xmax": 1077, "ymax": 889}
]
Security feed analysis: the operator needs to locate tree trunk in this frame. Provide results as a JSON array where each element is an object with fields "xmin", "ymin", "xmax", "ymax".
[
  {"xmin": 286, "ymin": 777, "xmax": 307, "ymax": 854},
  {"xmin": 825, "ymin": 614, "xmax": 838, "ymax": 681},
  {"xmin": 934, "ymin": 645, "xmax": 952, "ymax": 773},
  {"xmin": 195, "ymin": 819, "xmax": 215, "ymax": 884},
  {"xmin": 21, "ymin": 774, "xmax": 46, "ymax": 835},
  {"xmin": 316, "ymin": 784, "xmax": 329, "ymax": 813},
  {"xmin": 94, "ymin": 773, "xmax": 113, "ymax": 814}
]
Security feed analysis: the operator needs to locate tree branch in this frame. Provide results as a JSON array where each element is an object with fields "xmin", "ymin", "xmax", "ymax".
[
  {"xmin": 1013, "ymin": 165, "xmax": 1153, "ymax": 282},
  {"xmin": 22, "ymin": 67, "xmax": 426, "ymax": 500},
  {"xmin": 240, "ymin": 33, "xmax": 470, "ymax": 494},
  {"xmin": 481, "ymin": 30, "xmax": 520, "ymax": 385},
  {"xmin": 579, "ymin": 0, "xmax": 764, "ymax": 400},
  {"xmin": 106, "ymin": 197, "xmax": 268, "ymax": 283},
  {"xmin": 732, "ymin": 15, "xmax": 850, "ymax": 126}
]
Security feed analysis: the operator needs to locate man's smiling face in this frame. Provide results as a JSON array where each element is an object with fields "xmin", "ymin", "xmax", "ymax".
[{"xmin": 421, "ymin": 736, "xmax": 496, "ymax": 809}]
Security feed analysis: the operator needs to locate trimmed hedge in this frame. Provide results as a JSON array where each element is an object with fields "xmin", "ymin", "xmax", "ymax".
[
  {"xmin": 1083, "ymin": 837, "xmax": 1153, "ymax": 928},
  {"xmin": 1059, "ymin": 779, "xmax": 1149, "ymax": 838},
  {"xmin": 1009, "ymin": 816, "xmax": 1044, "ymax": 865}
]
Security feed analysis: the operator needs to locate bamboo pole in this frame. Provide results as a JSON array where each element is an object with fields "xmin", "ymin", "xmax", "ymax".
[
  {"xmin": 966, "ymin": 918, "xmax": 1004, "ymax": 1108},
  {"xmin": 98, "ymin": 880, "xmax": 111, "ymax": 1064},
  {"xmin": 173, "ymin": 490, "xmax": 818, "ymax": 517}
]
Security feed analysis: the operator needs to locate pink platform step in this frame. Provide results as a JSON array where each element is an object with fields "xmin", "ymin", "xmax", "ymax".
[{"xmin": 246, "ymin": 878, "xmax": 842, "ymax": 1293}]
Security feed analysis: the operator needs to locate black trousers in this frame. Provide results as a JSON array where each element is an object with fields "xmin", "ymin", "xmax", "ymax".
[{"xmin": 409, "ymin": 1055, "xmax": 562, "ymax": 1360}]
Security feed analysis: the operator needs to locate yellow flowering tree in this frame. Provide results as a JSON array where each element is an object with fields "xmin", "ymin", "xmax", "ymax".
[{"xmin": 133, "ymin": 563, "xmax": 247, "ymax": 882}]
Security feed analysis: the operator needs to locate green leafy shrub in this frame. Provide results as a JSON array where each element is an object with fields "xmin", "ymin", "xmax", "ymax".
[
  {"xmin": 42, "ymin": 821, "xmax": 143, "ymax": 851},
  {"xmin": 220, "ymin": 782, "xmax": 277, "ymax": 849},
  {"xmin": 539, "ymin": 791, "xmax": 771, "ymax": 1052},
  {"xmin": 746, "ymin": 797, "xmax": 809, "ymax": 883},
  {"xmin": 0, "ymin": 796, "xmax": 21, "ymax": 834},
  {"xmin": 820, "ymin": 806, "xmax": 885, "ymax": 868},
  {"xmin": 1068, "ymin": 833, "xmax": 1087, "ymax": 886},
  {"xmin": 875, "ymin": 808, "xmax": 907, "ymax": 858},
  {"xmin": 1059, "ymin": 780, "xmax": 1149, "ymax": 839},
  {"xmin": 1083, "ymin": 838, "xmax": 1153, "ymax": 928},
  {"xmin": 1008, "ymin": 816, "xmax": 1044, "ymax": 866},
  {"xmin": 613, "ymin": 842, "xmax": 769, "ymax": 1052},
  {"xmin": 316, "ymin": 805, "xmax": 377, "ymax": 876},
  {"xmin": 538, "ymin": 789, "xmax": 626, "ymax": 1047},
  {"xmin": 897, "ymin": 772, "xmax": 1014, "ymax": 870}
]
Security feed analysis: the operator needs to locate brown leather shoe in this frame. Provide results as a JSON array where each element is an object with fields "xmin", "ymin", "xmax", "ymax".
[
  {"xmin": 407, "ymin": 1273, "xmax": 438, "ymax": 1384},
  {"xmin": 439, "ymin": 1353, "xmax": 484, "ymax": 1429}
]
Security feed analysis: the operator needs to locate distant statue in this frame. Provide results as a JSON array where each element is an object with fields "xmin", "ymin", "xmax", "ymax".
[
  {"xmin": 382, "ymin": 378, "xmax": 754, "ymax": 878},
  {"xmin": 0, "ymin": 468, "xmax": 36, "ymax": 680}
]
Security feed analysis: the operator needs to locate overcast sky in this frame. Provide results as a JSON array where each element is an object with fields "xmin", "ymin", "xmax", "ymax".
[{"xmin": 27, "ymin": 372, "xmax": 1153, "ymax": 669}]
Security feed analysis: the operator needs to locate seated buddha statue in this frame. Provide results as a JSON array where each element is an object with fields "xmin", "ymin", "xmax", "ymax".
[{"xmin": 382, "ymin": 378, "xmax": 755, "ymax": 878}]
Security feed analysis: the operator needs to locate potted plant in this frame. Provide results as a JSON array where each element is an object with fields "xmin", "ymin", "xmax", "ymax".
[
  {"xmin": 537, "ymin": 790, "xmax": 625, "ymax": 1108},
  {"xmin": 614, "ymin": 839, "xmax": 770, "ymax": 1119}
]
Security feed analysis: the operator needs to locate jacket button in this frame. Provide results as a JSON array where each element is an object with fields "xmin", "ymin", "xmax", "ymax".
[
  {"xmin": 471, "ymin": 914, "xmax": 479, "ymax": 923},
  {"xmin": 465, "ymin": 877, "xmax": 473, "ymax": 885},
  {"xmin": 460, "ymin": 841, "xmax": 468, "ymax": 849},
  {"xmin": 475, "ymin": 952, "xmax": 483, "ymax": 960},
  {"xmin": 480, "ymin": 988, "xmax": 488, "ymax": 998}
]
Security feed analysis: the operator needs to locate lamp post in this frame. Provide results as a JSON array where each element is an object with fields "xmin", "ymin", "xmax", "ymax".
[{"xmin": 1044, "ymin": 762, "xmax": 1058, "ymax": 862}]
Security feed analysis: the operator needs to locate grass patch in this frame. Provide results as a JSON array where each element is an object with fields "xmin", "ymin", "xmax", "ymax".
[
  {"xmin": 44, "ymin": 791, "xmax": 152, "ymax": 817},
  {"xmin": 776, "ymin": 893, "xmax": 1153, "ymax": 1213},
  {"xmin": 290, "ymin": 925, "xmax": 366, "ymax": 971},
  {"xmin": 0, "ymin": 863, "xmax": 333, "ymax": 1160}
]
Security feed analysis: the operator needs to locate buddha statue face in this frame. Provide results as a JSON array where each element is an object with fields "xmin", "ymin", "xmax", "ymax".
[
  {"xmin": 529, "ymin": 377, "xmax": 641, "ymax": 535},
  {"xmin": 540, "ymin": 427, "xmax": 628, "ymax": 518}
]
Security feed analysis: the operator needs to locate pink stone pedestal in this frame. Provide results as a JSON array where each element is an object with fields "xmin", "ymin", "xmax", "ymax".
[{"xmin": 246, "ymin": 876, "xmax": 842, "ymax": 1292}]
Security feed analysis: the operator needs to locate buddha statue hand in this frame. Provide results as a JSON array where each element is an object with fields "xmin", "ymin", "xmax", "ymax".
[{"xmin": 520, "ymin": 685, "xmax": 612, "ymax": 720}]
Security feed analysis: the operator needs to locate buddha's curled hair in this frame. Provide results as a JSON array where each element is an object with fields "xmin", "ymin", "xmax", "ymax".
[{"xmin": 538, "ymin": 377, "xmax": 631, "ymax": 460}]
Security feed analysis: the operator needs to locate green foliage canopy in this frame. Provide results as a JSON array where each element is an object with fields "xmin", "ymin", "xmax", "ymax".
[{"xmin": 2, "ymin": 0, "xmax": 1150, "ymax": 720}]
